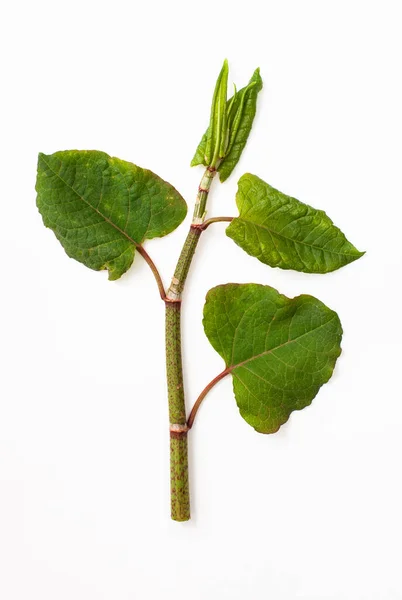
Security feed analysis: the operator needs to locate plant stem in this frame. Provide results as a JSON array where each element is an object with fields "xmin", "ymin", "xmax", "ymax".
[
  {"xmin": 165, "ymin": 301, "xmax": 189, "ymax": 521},
  {"xmin": 165, "ymin": 167, "xmax": 216, "ymax": 521}
]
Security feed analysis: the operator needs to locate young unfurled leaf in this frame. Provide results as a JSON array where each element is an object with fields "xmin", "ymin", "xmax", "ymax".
[
  {"xmin": 226, "ymin": 174, "xmax": 364, "ymax": 273},
  {"xmin": 190, "ymin": 130, "xmax": 208, "ymax": 169},
  {"xmin": 36, "ymin": 150, "xmax": 187, "ymax": 280},
  {"xmin": 204, "ymin": 59, "xmax": 229, "ymax": 168},
  {"xmin": 191, "ymin": 68, "xmax": 262, "ymax": 181},
  {"xmin": 217, "ymin": 69, "xmax": 262, "ymax": 182},
  {"xmin": 203, "ymin": 284, "xmax": 342, "ymax": 433}
]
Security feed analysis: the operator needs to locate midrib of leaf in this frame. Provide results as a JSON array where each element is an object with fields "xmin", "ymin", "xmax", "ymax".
[
  {"xmin": 41, "ymin": 155, "xmax": 141, "ymax": 249},
  {"xmin": 225, "ymin": 313, "xmax": 337, "ymax": 372},
  {"xmin": 237, "ymin": 215, "xmax": 359, "ymax": 258}
]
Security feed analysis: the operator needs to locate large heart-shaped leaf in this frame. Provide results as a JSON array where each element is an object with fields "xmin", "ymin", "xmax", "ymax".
[
  {"xmin": 203, "ymin": 283, "xmax": 342, "ymax": 433},
  {"xmin": 226, "ymin": 174, "xmax": 364, "ymax": 273},
  {"xmin": 36, "ymin": 150, "xmax": 187, "ymax": 280}
]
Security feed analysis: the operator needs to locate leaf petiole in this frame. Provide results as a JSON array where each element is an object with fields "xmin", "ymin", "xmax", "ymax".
[
  {"xmin": 135, "ymin": 244, "xmax": 166, "ymax": 301},
  {"xmin": 187, "ymin": 369, "xmax": 229, "ymax": 429},
  {"xmin": 194, "ymin": 216, "xmax": 234, "ymax": 231}
]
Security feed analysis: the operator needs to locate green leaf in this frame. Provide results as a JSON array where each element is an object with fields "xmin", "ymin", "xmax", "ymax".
[
  {"xmin": 203, "ymin": 284, "xmax": 342, "ymax": 433},
  {"xmin": 191, "ymin": 68, "xmax": 262, "ymax": 181},
  {"xmin": 226, "ymin": 174, "xmax": 364, "ymax": 273},
  {"xmin": 205, "ymin": 59, "xmax": 229, "ymax": 167},
  {"xmin": 190, "ymin": 129, "xmax": 208, "ymax": 169},
  {"xmin": 225, "ymin": 82, "xmax": 255, "ymax": 157},
  {"xmin": 36, "ymin": 150, "xmax": 187, "ymax": 280},
  {"xmin": 218, "ymin": 69, "xmax": 262, "ymax": 182}
]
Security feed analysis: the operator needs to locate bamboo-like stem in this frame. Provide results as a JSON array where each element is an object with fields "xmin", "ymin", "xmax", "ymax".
[
  {"xmin": 165, "ymin": 167, "xmax": 216, "ymax": 521},
  {"xmin": 187, "ymin": 369, "xmax": 229, "ymax": 429},
  {"xmin": 165, "ymin": 302, "xmax": 189, "ymax": 521}
]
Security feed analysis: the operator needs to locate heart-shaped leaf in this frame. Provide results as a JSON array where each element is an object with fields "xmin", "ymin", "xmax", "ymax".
[
  {"xmin": 203, "ymin": 283, "xmax": 342, "ymax": 433},
  {"xmin": 226, "ymin": 174, "xmax": 364, "ymax": 273},
  {"xmin": 36, "ymin": 150, "xmax": 187, "ymax": 280}
]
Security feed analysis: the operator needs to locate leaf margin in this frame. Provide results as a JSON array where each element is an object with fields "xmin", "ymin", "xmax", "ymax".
[
  {"xmin": 36, "ymin": 149, "xmax": 187, "ymax": 281},
  {"xmin": 203, "ymin": 282, "xmax": 343, "ymax": 434},
  {"xmin": 226, "ymin": 172, "xmax": 365, "ymax": 273}
]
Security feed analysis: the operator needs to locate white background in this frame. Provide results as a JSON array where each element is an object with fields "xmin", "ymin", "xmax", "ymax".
[{"xmin": 1, "ymin": 1, "xmax": 401, "ymax": 598}]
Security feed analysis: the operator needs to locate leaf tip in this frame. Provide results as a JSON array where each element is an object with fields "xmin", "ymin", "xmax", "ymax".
[
  {"xmin": 37, "ymin": 151, "xmax": 47, "ymax": 165},
  {"xmin": 346, "ymin": 247, "xmax": 365, "ymax": 266},
  {"xmin": 105, "ymin": 265, "xmax": 122, "ymax": 281},
  {"xmin": 251, "ymin": 67, "xmax": 263, "ymax": 88}
]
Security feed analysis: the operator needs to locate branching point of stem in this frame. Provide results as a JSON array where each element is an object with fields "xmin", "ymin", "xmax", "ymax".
[{"xmin": 192, "ymin": 216, "xmax": 234, "ymax": 231}]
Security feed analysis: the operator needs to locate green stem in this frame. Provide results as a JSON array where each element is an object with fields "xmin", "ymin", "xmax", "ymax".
[
  {"xmin": 192, "ymin": 167, "xmax": 217, "ymax": 224},
  {"xmin": 165, "ymin": 301, "xmax": 189, "ymax": 521},
  {"xmin": 165, "ymin": 167, "xmax": 216, "ymax": 521}
]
